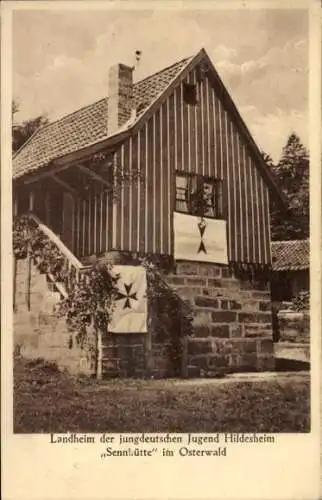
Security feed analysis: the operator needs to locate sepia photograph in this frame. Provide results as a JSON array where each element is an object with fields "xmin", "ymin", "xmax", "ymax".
[{"xmin": 11, "ymin": 6, "xmax": 311, "ymax": 436}]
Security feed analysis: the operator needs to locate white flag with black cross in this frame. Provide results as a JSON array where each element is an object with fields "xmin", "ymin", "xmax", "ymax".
[
  {"xmin": 173, "ymin": 211, "xmax": 228, "ymax": 264},
  {"xmin": 109, "ymin": 265, "xmax": 147, "ymax": 333}
]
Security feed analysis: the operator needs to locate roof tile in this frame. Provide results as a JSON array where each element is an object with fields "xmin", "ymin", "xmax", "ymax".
[
  {"xmin": 13, "ymin": 56, "xmax": 192, "ymax": 179},
  {"xmin": 271, "ymin": 240, "xmax": 309, "ymax": 271}
]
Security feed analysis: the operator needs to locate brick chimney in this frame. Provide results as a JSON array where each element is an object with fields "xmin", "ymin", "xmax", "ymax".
[{"xmin": 107, "ymin": 63, "xmax": 134, "ymax": 136}]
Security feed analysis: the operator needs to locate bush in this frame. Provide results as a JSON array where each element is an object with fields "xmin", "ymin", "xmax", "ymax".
[{"xmin": 289, "ymin": 291, "xmax": 309, "ymax": 312}]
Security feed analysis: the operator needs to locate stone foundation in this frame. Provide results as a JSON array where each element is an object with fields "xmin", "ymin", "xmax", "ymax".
[
  {"xmin": 166, "ymin": 261, "xmax": 274, "ymax": 376},
  {"xmin": 13, "ymin": 257, "xmax": 275, "ymax": 378}
]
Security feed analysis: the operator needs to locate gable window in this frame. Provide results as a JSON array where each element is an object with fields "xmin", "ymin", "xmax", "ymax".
[
  {"xmin": 175, "ymin": 173, "xmax": 223, "ymax": 219},
  {"xmin": 183, "ymin": 83, "xmax": 198, "ymax": 105}
]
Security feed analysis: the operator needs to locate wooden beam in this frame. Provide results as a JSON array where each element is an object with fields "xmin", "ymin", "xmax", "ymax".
[
  {"xmin": 28, "ymin": 190, "xmax": 34, "ymax": 211},
  {"xmin": 13, "ymin": 197, "xmax": 18, "ymax": 217},
  {"xmin": 23, "ymin": 163, "xmax": 71, "ymax": 184},
  {"xmin": 76, "ymin": 164, "xmax": 112, "ymax": 189},
  {"xmin": 45, "ymin": 191, "xmax": 50, "ymax": 226},
  {"xmin": 50, "ymin": 174, "xmax": 77, "ymax": 195},
  {"xmin": 53, "ymin": 131, "xmax": 128, "ymax": 168}
]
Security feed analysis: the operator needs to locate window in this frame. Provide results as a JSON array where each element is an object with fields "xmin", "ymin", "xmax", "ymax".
[
  {"xmin": 175, "ymin": 173, "xmax": 223, "ymax": 219},
  {"xmin": 183, "ymin": 83, "xmax": 198, "ymax": 105}
]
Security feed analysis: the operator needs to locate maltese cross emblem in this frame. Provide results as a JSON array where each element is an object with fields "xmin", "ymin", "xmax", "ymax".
[{"xmin": 115, "ymin": 283, "xmax": 138, "ymax": 309}]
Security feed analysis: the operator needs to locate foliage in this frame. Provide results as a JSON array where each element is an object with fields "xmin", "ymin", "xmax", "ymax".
[
  {"xmin": 13, "ymin": 215, "xmax": 69, "ymax": 285},
  {"xmin": 12, "ymin": 100, "xmax": 19, "ymax": 117},
  {"xmin": 263, "ymin": 134, "xmax": 309, "ymax": 240},
  {"xmin": 88, "ymin": 151, "xmax": 146, "ymax": 202},
  {"xmin": 289, "ymin": 290, "xmax": 310, "ymax": 312},
  {"xmin": 189, "ymin": 185, "xmax": 213, "ymax": 217},
  {"xmin": 144, "ymin": 261, "xmax": 193, "ymax": 377},
  {"xmin": 57, "ymin": 265, "xmax": 119, "ymax": 349},
  {"xmin": 12, "ymin": 104, "xmax": 49, "ymax": 154}
]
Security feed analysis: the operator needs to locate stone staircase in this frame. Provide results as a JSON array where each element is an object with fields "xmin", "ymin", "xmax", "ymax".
[
  {"xmin": 13, "ymin": 213, "xmax": 95, "ymax": 375},
  {"xmin": 165, "ymin": 261, "xmax": 275, "ymax": 376}
]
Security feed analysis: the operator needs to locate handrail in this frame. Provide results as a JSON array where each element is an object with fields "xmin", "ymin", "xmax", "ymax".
[
  {"xmin": 26, "ymin": 213, "xmax": 84, "ymax": 270},
  {"xmin": 47, "ymin": 273, "xmax": 68, "ymax": 299}
]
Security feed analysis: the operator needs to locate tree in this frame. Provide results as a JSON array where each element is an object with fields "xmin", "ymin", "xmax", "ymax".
[
  {"xmin": 264, "ymin": 133, "xmax": 309, "ymax": 240},
  {"xmin": 12, "ymin": 100, "xmax": 19, "ymax": 117},
  {"xmin": 12, "ymin": 101, "xmax": 49, "ymax": 154},
  {"xmin": 261, "ymin": 151, "xmax": 274, "ymax": 168}
]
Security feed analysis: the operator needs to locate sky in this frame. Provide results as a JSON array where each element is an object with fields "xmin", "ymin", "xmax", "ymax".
[{"xmin": 12, "ymin": 7, "xmax": 308, "ymax": 163}]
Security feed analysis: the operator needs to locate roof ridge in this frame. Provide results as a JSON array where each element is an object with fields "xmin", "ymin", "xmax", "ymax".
[{"xmin": 134, "ymin": 55, "xmax": 193, "ymax": 87}]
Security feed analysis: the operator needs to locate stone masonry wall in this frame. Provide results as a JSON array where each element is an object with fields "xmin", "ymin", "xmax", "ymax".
[
  {"xmin": 101, "ymin": 300, "xmax": 181, "ymax": 379},
  {"xmin": 166, "ymin": 261, "xmax": 274, "ymax": 376},
  {"xmin": 14, "ymin": 256, "xmax": 274, "ymax": 378},
  {"xmin": 14, "ymin": 257, "xmax": 95, "ymax": 376}
]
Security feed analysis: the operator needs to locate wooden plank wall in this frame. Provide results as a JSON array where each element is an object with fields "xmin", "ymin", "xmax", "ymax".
[
  {"xmin": 110, "ymin": 63, "xmax": 271, "ymax": 264},
  {"xmin": 73, "ymin": 190, "xmax": 113, "ymax": 258}
]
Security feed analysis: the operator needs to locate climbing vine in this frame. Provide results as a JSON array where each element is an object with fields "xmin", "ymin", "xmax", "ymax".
[
  {"xmin": 13, "ymin": 215, "xmax": 72, "ymax": 287},
  {"xmin": 86, "ymin": 151, "xmax": 145, "ymax": 202},
  {"xmin": 289, "ymin": 290, "xmax": 310, "ymax": 312},
  {"xmin": 56, "ymin": 264, "xmax": 120, "ymax": 350},
  {"xmin": 141, "ymin": 259, "xmax": 194, "ymax": 376}
]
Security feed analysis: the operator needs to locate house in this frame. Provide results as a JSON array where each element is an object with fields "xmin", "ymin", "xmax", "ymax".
[
  {"xmin": 271, "ymin": 240, "xmax": 309, "ymax": 302},
  {"xmin": 13, "ymin": 48, "xmax": 286, "ymax": 378}
]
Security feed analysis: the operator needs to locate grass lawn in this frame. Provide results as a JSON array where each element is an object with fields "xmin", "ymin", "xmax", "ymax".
[{"xmin": 14, "ymin": 357, "xmax": 310, "ymax": 433}]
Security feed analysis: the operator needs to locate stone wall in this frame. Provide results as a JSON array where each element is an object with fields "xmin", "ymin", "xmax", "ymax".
[
  {"xmin": 101, "ymin": 290, "xmax": 184, "ymax": 379},
  {"xmin": 166, "ymin": 261, "xmax": 274, "ymax": 376},
  {"xmin": 277, "ymin": 309, "xmax": 310, "ymax": 344},
  {"xmin": 13, "ymin": 257, "xmax": 95, "ymax": 375},
  {"xmin": 13, "ymin": 256, "xmax": 275, "ymax": 378}
]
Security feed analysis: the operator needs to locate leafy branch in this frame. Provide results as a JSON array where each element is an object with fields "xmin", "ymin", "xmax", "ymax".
[
  {"xmin": 88, "ymin": 151, "xmax": 145, "ymax": 202},
  {"xmin": 13, "ymin": 215, "xmax": 72, "ymax": 287},
  {"xmin": 56, "ymin": 264, "xmax": 120, "ymax": 350}
]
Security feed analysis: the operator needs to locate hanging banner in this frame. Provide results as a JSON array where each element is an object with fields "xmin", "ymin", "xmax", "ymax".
[
  {"xmin": 174, "ymin": 212, "xmax": 228, "ymax": 264},
  {"xmin": 109, "ymin": 265, "xmax": 147, "ymax": 333}
]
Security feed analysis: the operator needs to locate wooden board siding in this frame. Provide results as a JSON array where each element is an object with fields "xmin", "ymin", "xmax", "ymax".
[
  {"xmin": 67, "ymin": 63, "xmax": 270, "ymax": 264},
  {"xmin": 110, "ymin": 64, "xmax": 271, "ymax": 265},
  {"xmin": 73, "ymin": 190, "xmax": 113, "ymax": 258}
]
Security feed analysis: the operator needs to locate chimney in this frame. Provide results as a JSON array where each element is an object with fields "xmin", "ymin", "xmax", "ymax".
[{"xmin": 107, "ymin": 63, "xmax": 134, "ymax": 136}]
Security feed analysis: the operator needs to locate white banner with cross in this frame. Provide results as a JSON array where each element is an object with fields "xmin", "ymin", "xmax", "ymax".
[
  {"xmin": 109, "ymin": 265, "xmax": 147, "ymax": 333},
  {"xmin": 173, "ymin": 211, "xmax": 228, "ymax": 264}
]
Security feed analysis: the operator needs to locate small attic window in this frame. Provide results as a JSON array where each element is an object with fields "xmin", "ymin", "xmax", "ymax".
[{"xmin": 183, "ymin": 83, "xmax": 198, "ymax": 105}]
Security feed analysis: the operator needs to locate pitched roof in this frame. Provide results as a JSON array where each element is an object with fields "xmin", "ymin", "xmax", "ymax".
[
  {"xmin": 12, "ymin": 48, "xmax": 287, "ymax": 207},
  {"xmin": 271, "ymin": 240, "xmax": 309, "ymax": 271},
  {"xmin": 13, "ymin": 56, "xmax": 192, "ymax": 179}
]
